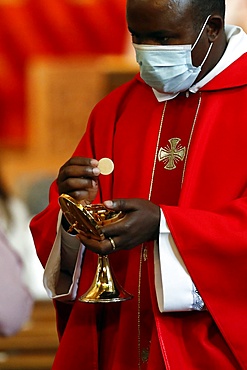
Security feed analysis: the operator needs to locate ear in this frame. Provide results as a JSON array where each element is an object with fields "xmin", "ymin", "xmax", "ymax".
[{"xmin": 206, "ymin": 15, "xmax": 224, "ymax": 42}]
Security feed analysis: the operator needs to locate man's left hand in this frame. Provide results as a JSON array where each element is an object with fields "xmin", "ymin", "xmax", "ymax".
[{"xmin": 76, "ymin": 198, "xmax": 160, "ymax": 255}]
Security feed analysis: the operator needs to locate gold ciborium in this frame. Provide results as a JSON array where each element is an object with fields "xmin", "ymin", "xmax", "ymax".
[{"xmin": 58, "ymin": 194, "xmax": 133, "ymax": 303}]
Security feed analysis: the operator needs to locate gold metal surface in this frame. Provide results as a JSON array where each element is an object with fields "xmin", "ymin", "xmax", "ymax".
[
  {"xmin": 58, "ymin": 194, "xmax": 123, "ymax": 240},
  {"xmin": 59, "ymin": 194, "xmax": 133, "ymax": 303},
  {"xmin": 79, "ymin": 255, "xmax": 133, "ymax": 303}
]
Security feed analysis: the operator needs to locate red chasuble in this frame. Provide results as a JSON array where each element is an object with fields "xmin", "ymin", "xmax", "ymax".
[{"xmin": 31, "ymin": 53, "xmax": 247, "ymax": 369}]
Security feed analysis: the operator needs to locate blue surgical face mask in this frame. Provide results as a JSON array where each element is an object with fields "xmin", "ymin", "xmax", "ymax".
[{"xmin": 133, "ymin": 15, "xmax": 212, "ymax": 94}]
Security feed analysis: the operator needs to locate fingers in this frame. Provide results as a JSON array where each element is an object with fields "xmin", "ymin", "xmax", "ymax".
[
  {"xmin": 77, "ymin": 234, "xmax": 118, "ymax": 255},
  {"xmin": 58, "ymin": 177, "xmax": 98, "ymax": 200},
  {"xmin": 102, "ymin": 198, "xmax": 160, "ymax": 247},
  {"xmin": 57, "ymin": 157, "xmax": 100, "ymax": 200},
  {"xmin": 103, "ymin": 198, "xmax": 138, "ymax": 212},
  {"xmin": 77, "ymin": 197, "xmax": 160, "ymax": 253},
  {"xmin": 101, "ymin": 198, "xmax": 138, "ymax": 240},
  {"xmin": 59, "ymin": 157, "xmax": 99, "ymax": 182}
]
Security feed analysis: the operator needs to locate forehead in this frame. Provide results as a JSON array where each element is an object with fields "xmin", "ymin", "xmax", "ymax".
[{"xmin": 126, "ymin": 0, "xmax": 193, "ymax": 34}]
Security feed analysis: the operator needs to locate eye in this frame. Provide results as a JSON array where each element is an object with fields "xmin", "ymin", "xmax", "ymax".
[
  {"xmin": 156, "ymin": 36, "xmax": 169, "ymax": 45},
  {"xmin": 128, "ymin": 29, "xmax": 172, "ymax": 45}
]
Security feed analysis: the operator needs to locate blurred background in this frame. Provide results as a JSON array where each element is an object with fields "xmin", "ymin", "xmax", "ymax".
[
  {"xmin": 0, "ymin": 0, "xmax": 134, "ymax": 205},
  {"xmin": 0, "ymin": 0, "xmax": 245, "ymax": 369}
]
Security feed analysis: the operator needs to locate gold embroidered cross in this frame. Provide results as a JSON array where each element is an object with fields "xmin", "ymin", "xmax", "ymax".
[{"xmin": 158, "ymin": 138, "xmax": 186, "ymax": 170}]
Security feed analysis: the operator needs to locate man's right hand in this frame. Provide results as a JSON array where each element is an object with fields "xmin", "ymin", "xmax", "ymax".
[{"xmin": 57, "ymin": 157, "xmax": 100, "ymax": 202}]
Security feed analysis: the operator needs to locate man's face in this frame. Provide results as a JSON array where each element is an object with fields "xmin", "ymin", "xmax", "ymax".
[{"xmin": 127, "ymin": 0, "xmax": 209, "ymax": 67}]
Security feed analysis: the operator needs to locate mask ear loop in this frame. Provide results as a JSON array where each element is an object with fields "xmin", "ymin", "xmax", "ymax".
[
  {"xmin": 192, "ymin": 15, "xmax": 211, "ymax": 50},
  {"xmin": 199, "ymin": 42, "xmax": 213, "ymax": 67},
  {"xmin": 191, "ymin": 15, "xmax": 213, "ymax": 68}
]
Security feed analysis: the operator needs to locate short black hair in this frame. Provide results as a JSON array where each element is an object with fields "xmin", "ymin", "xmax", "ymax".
[{"xmin": 191, "ymin": 0, "xmax": 225, "ymax": 29}]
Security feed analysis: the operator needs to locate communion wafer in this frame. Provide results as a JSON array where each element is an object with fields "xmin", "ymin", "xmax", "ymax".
[{"xmin": 98, "ymin": 158, "xmax": 114, "ymax": 175}]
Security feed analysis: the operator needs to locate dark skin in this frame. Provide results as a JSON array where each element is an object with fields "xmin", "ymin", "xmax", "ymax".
[
  {"xmin": 127, "ymin": 0, "xmax": 227, "ymax": 82},
  {"xmin": 57, "ymin": 0, "xmax": 227, "ymax": 257},
  {"xmin": 58, "ymin": 157, "xmax": 159, "ymax": 255}
]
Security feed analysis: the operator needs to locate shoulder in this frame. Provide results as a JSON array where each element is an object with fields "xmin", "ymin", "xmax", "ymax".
[
  {"xmin": 203, "ymin": 53, "xmax": 247, "ymax": 91},
  {"xmin": 91, "ymin": 73, "xmax": 148, "ymax": 115}
]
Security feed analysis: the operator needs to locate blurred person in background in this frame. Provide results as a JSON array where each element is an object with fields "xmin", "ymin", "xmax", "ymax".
[
  {"xmin": 0, "ymin": 172, "xmax": 48, "ymax": 300},
  {"xmin": 0, "ymin": 227, "xmax": 33, "ymax": 336}
]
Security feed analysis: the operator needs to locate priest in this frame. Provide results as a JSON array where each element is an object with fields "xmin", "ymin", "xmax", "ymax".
[{"xmin": 30, "ymin": 0, "xmax": 247, "ymax": 368}]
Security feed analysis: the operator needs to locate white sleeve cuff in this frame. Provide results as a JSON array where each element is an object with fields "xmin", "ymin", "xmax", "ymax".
[
  {"xmin": 155, "ymin": 210, "xmax": 194, "ymax": 312},
  {"xmin": 43, "ymin": 210, "xmax": 84, "ymax": 301}
]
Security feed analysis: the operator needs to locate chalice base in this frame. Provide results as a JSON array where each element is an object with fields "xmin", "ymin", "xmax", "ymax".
[{"xmin": 78, "ymin": 255, "xmax": 133, "ymax": 303}]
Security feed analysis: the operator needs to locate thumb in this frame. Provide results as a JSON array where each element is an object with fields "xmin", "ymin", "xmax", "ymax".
[
  {"xmin": 103, "ymin": 200, "xmax": 114, "ymax": 209},
  {"xmin": 103, "ymin": 199, "xmax": 134, "ymax": 212}
]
